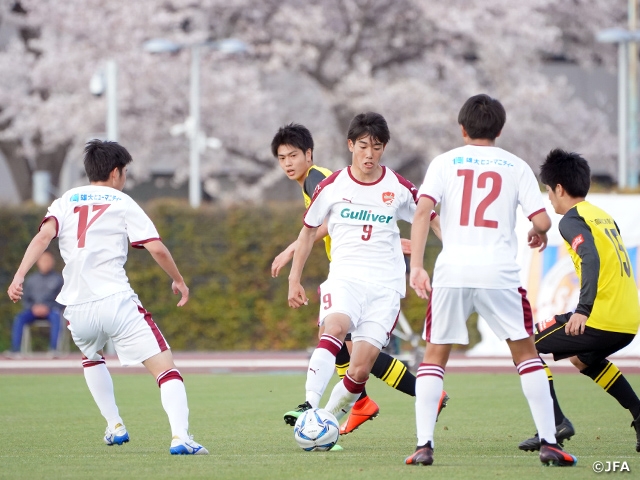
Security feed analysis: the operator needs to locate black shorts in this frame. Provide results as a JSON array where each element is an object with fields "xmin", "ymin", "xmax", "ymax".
[{"xmin": 535, "ymin": 312, "xmax": 635, "ymax": 366}]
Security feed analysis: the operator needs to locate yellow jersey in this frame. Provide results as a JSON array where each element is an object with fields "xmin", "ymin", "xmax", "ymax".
[
  {"xmin": 302, "ymin": 165, "xmax": 333, "ymax": 261},
  {"xmin": 560, "ymin": 201, "xmax": 640, "ymax": 334}
]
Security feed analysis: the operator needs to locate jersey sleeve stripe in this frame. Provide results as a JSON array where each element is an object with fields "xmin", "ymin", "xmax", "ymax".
[
  {"xmin": 527, "ymin": 208, "xmax": 546, "ymax": 220},
  {"xmin": 419, "ymin": 194, "xmax": 438, "ymax": 206},
  {"xmin": 131, "ymin": 237, "xmax": 162, "ymax": 249},
  {"xmin": 40, "ymin": 216, "xmax": 59, "ymax": 238}
]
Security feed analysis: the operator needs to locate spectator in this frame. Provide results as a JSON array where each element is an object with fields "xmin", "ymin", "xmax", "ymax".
[{"xmin": 7, "ymin": 250, "xmax": 63, "ymax": 357}]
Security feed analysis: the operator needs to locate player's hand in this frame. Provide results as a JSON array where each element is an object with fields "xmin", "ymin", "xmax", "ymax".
[
  {"xmin": 400, "ymin": 238, "xmax": 411, "ymax": 255},
  {"xmin": 272, "ymin": 243, "xmax": 296, "ymax": 277},
  {"xmin": 288, "ymin": 281, "xmax": 308, "ymax": 308},
  {"xmin": 172, "ymin": 280, "xmax": 189, "ymax": 307},
  {"xmin": 409, "ymin": 267, "xmax": 432, "ymax": 300},
  {"xmin": 7, "ymin": 275, "xmax": 24, "ymax": 303},
  {"xmin": 527, "ymin": 229, "xmax": 548, "ymax": 252},
  {"xmin": 565, "ymin": 312, "xmax": 588, "ymax": 336}
]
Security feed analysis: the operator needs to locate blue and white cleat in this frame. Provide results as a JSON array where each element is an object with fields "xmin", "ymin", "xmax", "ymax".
[
  {"xmin": 170, "ymin": 435, "xmax": 209, "ymax": 455},
  {"xmin": 104, "ymin": 423, "xmax": 129, "ymax": 446}
]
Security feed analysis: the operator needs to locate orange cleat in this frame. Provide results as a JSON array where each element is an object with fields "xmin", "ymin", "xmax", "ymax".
[
  {"xmin": 437, "ymin": 391, "xmax": 449, "ymax": 421},
  {"xmin": 339, "ymin": 396, "xmax": 380, "ymax": 435}
]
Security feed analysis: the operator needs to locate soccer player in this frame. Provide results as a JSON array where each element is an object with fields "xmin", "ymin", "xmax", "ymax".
[
  {"xmin": 406, "ymin": 94, "xmax": 577, "ymax": 467},
  {"xmin": 271, "ymin": 123, "xmax": 448, "ymax": 435},
  {"xmin": 517, "ymin": 149, "xmax": 640, "ymax": 453},
  {"xmin": 285, "ymin": 112, "xmax": 444, "ymax": 439},
  {"xmin": 6, "ymin": 140, "xmax": 207, "ymax": 455}
]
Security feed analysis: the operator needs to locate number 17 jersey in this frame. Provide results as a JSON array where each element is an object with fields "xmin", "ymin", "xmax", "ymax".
[
  {"xmin": 43, "ymin": 185, "xmax": 160, "ymax": 306},
  {"xmin": 418, "ymin": 145, "xmax": 545, "ymax": 289}
]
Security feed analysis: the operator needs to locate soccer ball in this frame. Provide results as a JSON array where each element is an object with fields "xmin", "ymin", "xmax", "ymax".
[{"xmin": 293, "ymin": 408, "xmax": 340, "ymax": 451}]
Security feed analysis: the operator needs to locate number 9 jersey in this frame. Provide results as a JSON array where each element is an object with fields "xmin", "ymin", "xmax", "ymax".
[
  {"xmin": 418, "ymin": 144, "xmax": 545, "ymax": 289},
  {"xmin": 42, "ymin": 186, "xmax": 160, "ymax": 306},
  {"xmin": 304, "ymin": 166, "xmax": 417, "ymax": 297}
]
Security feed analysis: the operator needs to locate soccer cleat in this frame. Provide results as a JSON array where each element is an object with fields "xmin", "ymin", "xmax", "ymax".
[
  {"xmin": 436, "ymin": 391, "xmax": 449, "ymax": 422},
  {"xmin": 104, "ymin": 423, "xmax": 129, "ymax": 446},
  {"xmin": 169, "ymin": 435, "xmax": 209, "ymax": 455},
  {"xmin": 539, "ymin": 440, "xmax": 577, "ymax": 466},
  {"xmin": 339, "ymin": 396, "xmax": 380, "ymax": 435},
  {"xmin": 518, "ymin": 417, "xmax": 575, "ymax": 452},
  {"xmin": 283, "ymin": 401, "xmax": 312, "ymax": 426},
  {"xmin": 405, "ymin": 441, "xmax": 434, "ymax": 466},
  {"xmin": 631, "ymin": 414, "xmax": 640, "ymax": 452}
]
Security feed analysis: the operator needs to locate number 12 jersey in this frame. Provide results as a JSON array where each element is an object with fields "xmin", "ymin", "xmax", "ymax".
[{"xmin": 418, "ymin": 145, "xmax": 545, "ymax": 289}]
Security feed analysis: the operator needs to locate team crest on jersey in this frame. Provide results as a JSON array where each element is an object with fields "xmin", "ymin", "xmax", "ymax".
[{"xmin": 382, "ymin": 191, "xmax": 395, "ymax": 206}]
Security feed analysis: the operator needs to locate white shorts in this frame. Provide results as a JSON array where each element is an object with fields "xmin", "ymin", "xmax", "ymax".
[
  {"xmin": 318, "ymin": 278, "xmax": 400, "ymax": 349},
  {"xmin": 64, "ymin": 290, "xmax": 170, "ymax": 366},
  {"xmin": 423, "ymin": 287, "xmax": 534, "ymax": 345}
]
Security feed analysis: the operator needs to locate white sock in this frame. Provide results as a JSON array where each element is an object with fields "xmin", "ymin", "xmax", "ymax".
[
  {"xmin": 305, "ymin": 337, "xmax": 341, "ymax": 408},
  {"xmin": 517, "ymin": 359, "xmax": 556, "ymax": 444},
  {"xmin": 83, "ymin": 360, "xmax": 123, "ymax": 430},
  {"xmin": 415, "ymin": 364, "xmax": 444, "ymax": 448},
  {"xmin": 323, "ymin": 373, "xmax": 365, "ymax": 421},
  {"xmin": 158, "ymin": 370, "xmax": 190, "ymax": 440}
]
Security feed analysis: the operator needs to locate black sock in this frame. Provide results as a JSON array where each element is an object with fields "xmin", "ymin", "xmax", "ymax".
[
  {"xmin": 581, "ymin": 360, "xmax": 640, "ymax": 419},
  {"xmin": 370, "ymin": 351, "xmax": 416, "ymax": 396},
  {"xmin": 541, "ymin": 360, "xmax": 566, "ymax": 426}
]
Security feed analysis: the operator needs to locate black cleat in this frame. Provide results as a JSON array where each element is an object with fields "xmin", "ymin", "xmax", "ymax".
[
  {"xmin": 283, "ymin": 401, "xmax": 312, "ymax": 426},
  {"xmin": 519, "ymin": 417, "xmax": 575, "ymax": 452},
  {"xmin": 631, "ymin": 414, "xmax": 640, "ymax": 452},
  {"xmin": 405, "ymin": 441, "xmax": 434, "ymax": 466},
  {"xmin": 539, "ymin": 440, "xmax": 577, "ymax": 466}
]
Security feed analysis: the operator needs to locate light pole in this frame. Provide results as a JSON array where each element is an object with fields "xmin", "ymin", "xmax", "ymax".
[
  {"xmin": 89, "ymin": 60, "xmax": 119, "ymax": 141},
  {"xmin": 143, "ymin": 38, "xmax": 248, "ymax": 208}
]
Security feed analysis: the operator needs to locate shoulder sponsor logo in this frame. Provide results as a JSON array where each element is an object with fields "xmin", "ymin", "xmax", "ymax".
[
  {"xmin": 382, "ymin": 191, "xmax": 395, "ymax": 206},
  {"xmin": 571, "ymin": 234, "xmax": 584, "ymax": 252}
]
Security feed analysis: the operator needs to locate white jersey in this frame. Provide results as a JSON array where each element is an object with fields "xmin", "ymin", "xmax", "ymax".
[
  {"xmin": 43, "ymin": 185, "xmax": 160, "ymax": 305},
  {"xmin": 418, "ymin": 145, "xmax": 545, "ymax": 288},
  {"xmin": 304, "ymin": 166, "xmax": 417, "ymax": 296}
]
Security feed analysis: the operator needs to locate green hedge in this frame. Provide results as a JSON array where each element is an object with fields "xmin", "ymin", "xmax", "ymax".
[{"xmin": 0, "ymin": 200, "xmax": 458, "ymax": 352}]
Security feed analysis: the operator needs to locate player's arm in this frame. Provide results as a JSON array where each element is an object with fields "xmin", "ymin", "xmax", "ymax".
[
  {"xmin": 409, "ymin": 196, "xmax": 435, "ymax": 299},
  {"xmin": 401, "ymin": 212, "xmax": 441, "ymax": 255},
  {"xmin": 143, "ymin": 240, "xmax": 189, "ymax": 307},
  {"xmin": 527, "ymin": 210, "xmax": 552, "ymax": 252},
  {"xmin": 271, "ymin": 219, "xmax": 329, "ymax": 277},
  {"xmin": 7, "ymin": 218, "xmax": 57, "ymax": 303},
  {"xmin": 559, "ymin": 211, "xmax": 599, "ymax": 335},
  {"xmin": 287, "ymin": 225, "xmax": 317, "ymax": 308}
]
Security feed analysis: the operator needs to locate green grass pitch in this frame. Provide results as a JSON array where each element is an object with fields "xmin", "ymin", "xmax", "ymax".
[{"xmin": 1, "ymin": 372, "xmax": 639, "ymax": 479}]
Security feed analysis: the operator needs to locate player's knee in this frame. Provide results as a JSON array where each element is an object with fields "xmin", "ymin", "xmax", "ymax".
[
  {"xmin": 346, "ymin": 364, "xmax": 370, "ymax": 382},
  {"xmin": 569, "ymin": 355, "xmax": 587, "ymax": 370}
]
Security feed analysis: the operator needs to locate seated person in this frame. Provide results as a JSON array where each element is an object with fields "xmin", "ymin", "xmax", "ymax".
[{"xmin": 8, "ymin": 250, "xmax": 63, "ymax": 356}]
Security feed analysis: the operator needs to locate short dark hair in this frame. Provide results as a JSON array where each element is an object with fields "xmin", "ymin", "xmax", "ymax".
[
  {"xmin": 83, "ymin": 139, "xmax": 133, "ymax": 182},
  {"xmin": 540, "ymin": 148, "xmax": 590, "ymax": 197},
  {"xmin": 457, "ymin": 94, "xmax": 506, "ymax": 140},
  {"xmin": 270, "ymin": 123, "xmax": 314, "ymax": 159},
  {"xmin": 347, "ymin": 112, "xmax": 390, "ymax": 145}
]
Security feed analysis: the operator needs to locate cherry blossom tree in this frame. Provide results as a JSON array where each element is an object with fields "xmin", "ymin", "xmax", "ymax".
[{"xmin": 0, "ymin": 0, "xmax": 626, "ymax": 203}]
